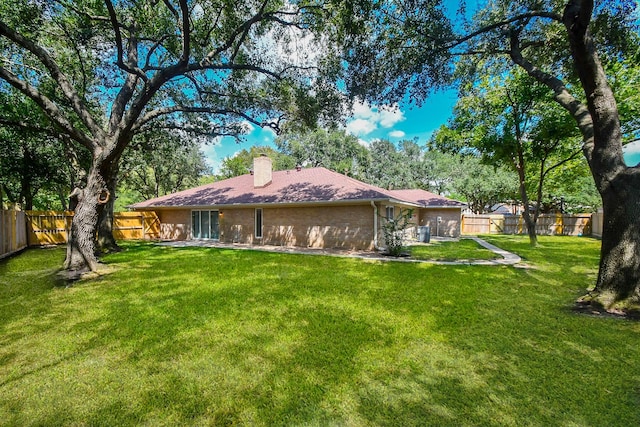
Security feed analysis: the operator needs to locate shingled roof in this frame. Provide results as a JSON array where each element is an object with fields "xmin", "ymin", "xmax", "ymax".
[
  {"xmin": 130, "ymin": 167, "xmax": 464, "ymax": 209},
  {"xmin": 387, "ymin": 189, "xmax": 466, "ymax": 208}
]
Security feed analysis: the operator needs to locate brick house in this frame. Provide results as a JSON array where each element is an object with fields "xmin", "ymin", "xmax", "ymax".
[{"xmin": 130, "ymin": 156, "xmax": 465, "ymax": 250}]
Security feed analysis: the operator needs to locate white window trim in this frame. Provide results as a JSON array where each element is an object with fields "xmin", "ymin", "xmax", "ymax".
[
  {"xmin": 191, "ymin": 209, "xmax": 220, "ymax": 240},
  {"xmin": 386, "ymin": 206, "xmax": 395, "ymax": 221}
]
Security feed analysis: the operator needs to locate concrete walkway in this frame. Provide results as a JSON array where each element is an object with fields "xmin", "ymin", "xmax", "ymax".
[
  {"xmin": 158, "ymin": 236, "xmax": 521, "ymax": 266},
  {"xmin": 462, "ymin": 236, "xmax": 522, "ymax": 266}
]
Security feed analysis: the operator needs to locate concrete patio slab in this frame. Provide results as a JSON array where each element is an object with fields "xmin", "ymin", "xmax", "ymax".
[{"xmin": 158, "ymin": 236, "xmax": 521, "ymax": 266}]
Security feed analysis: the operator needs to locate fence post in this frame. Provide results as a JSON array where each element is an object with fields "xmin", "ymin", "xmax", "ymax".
[{"xmin": 10, "ymin": 210, "xmax": 16, "ymax": 251}]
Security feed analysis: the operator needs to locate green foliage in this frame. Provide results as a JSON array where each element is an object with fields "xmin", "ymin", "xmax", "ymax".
[
  {"xmin": 381, "ymin": 208, "xmax": 414, "ymax": 257},
  {"xmin": 607, "ymin": 56, "xmax": 640, "ymax": 139},
  {"xmin": 1, "ymin": 238, "xmax": 640, "ymax": 425},
  {"xmin": 219, "ymin": 146, "xmax": 295, "ymax": 179},
  {"xmin": 365, "ymin": 140, "xmax": 453, "ymax": 192},
  {"xmin": 450, "ymin": 156, "xmax": 518, "ymax": 214},
  {"xmin": 365, "ymin": 139, "xmax": 409, "ymax": 189},
  {"xmin": 275, "ymin": 128, "xmax": 369, "ymax": 178},
  {"xmin": 542, "ymin": 157, "xmax": 601, "ymax": 213},
  {"xmin": 0, "ymin": 0, "xmax": 346, "ymax": 199},
  {"xmin": 0, "ymin": 92, "xmax": 77, "ymax": 210},
  {"xmin": 118, "ymin": 129, "xmax": 211, "ymax": 203},
  {"xmin": 343, "ymin": 0, "xmax": 454, "ymax": 104},
  {"xmin": 432, "ymin": 70, "xmax": 589, "ymax": 215}
]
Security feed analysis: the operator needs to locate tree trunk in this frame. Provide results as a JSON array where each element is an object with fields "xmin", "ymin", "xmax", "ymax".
[
  {"xmin": 96, "ymin": 162, "xmax": 120, "ymax": 253},
  {"xmin": 58, "ymin": 190, "xmax": 68, "ymax": 211},
  {"xmin": 515, "ymin": 148, "xmax": 538, "ymax": 246},
  {"xmin": 561, "ymin": 0, "xmax": 640, "ymax": 311},
  {"xmin": 593, "ymin": 173, "xmax": 640, "ymax": 307},
  {"xmin": 519, "ymin": 194, "xmax": 538, "ymax": 245},
  {"xmin": 64, "ymin": 165, "xmax": 109, "ymax": 272}
]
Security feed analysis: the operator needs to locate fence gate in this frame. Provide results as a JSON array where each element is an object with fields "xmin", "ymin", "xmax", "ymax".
[{"xmin": 25, "ymin": 211, "xmax": 160, "ymax": 246}]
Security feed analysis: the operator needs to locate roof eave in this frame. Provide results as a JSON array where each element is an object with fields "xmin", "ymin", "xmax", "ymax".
[{"xmin": 131, "ymin": 198, "xmax": 397, "ymax": 210}]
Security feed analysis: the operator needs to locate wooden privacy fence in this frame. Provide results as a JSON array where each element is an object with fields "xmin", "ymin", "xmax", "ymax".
[
  {"xmin": 25, "ymin": 211, "xmax": 160, "ymax": 246},
  {"xmin": 461, "ymin": 213, "xmax": 593, "ymax": 236},
  {"xmin": 591, "ymin": 209, "xmax": 603, "ymax": 238},
  {"xmin": 0, "ymin": 210, "xmax": 28, "ymax": 259}
]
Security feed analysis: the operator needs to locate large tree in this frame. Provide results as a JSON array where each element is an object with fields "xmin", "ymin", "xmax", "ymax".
[
  {"xmin": 434, "ymin": 71, "xmax": 583, "ymax": 245},
  {"xmin": 275, "ymin": 128, "xmax": 369, "ymax": 177},
  {"xmin": 0, "ymin": 90, "xmax": 88, "ymax": 210},
  {"xmin": 343, "ymin": 0, "xmax": 640, "ymax": 313},
  {"xmin": 119, "ymin": 129, "xmax": 211, "ymax": 202},
  {"xmin": 448, "ymin": 156, "xmax": 518, "ymax": 214},
  {"xmin": 0, "ymin": 0, "xmax": 341, "ymax": 273}
]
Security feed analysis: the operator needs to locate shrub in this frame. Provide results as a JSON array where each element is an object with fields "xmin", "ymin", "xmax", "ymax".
[{"xmin": 381, "ymin": 208, "xmax": 414, "ymax": 256}]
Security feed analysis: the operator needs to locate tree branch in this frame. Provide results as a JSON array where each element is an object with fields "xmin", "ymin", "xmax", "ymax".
[
  {"xmin": 443, "ymin": 11, "xmax": 562, "ymax": 52},
  {"xmin": 508, "ymin": 27, "xmax": 594, "ymax": 163},
  {"xmin": 542, "ymin": 147, "xmax": 583, "ymax": 180},
  {"xmin": 136, "ymin": 122, "xmax": 244, "ymax": 139},
  {"xmin": 0, "ymin": 66, "xmax": 95, "ymax": 149},
  {"xmin": 110, "ymin": 32, "xmax": 143, "ymax": 134},
  {"xmin": 201, "ymin": 0, "xmax": 271, "ymax": 65},
  {"xmin": 55, "ymin": 0, "xmax": 111, "ymax": 23},
  {"xmin": 561, "ymin": 0, "xmax": 625, "ymax": 183},
  {"xmin": 0, "ymin": 20, "xmax": 104, "ymax": 140},
  {"xmin": 178, "ymin": 0, "xmax": 190, "ymax": 64},
  {"xmin": 104, "ymin": 0, "xmax": 148, "ymax": 82},
  {"xmin": 132, "ymin": 105, "xmax": 275, "ymax": 132},
  {"xmin": 144, "ymin": 35, "xmax": 173, "ymax": 70}
]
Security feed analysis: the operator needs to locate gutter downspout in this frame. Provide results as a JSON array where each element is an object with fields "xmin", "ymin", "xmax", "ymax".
[{"xmin": 371, "ymin": 201, "xmax": 383, "ymax": 251}]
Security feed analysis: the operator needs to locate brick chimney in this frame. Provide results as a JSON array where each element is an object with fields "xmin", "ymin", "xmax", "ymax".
[{"xmin": 253, "ymin": 155, "xmax": 272, "ymax": 188}]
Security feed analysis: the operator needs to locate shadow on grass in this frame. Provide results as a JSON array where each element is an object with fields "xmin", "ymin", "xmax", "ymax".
[{"xmin": 1, "ymin": 240, "xmax": 639, "ymax": 426}]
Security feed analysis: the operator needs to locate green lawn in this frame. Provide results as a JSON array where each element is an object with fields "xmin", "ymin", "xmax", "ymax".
[
  {"xmin": 1, "ymin": 236, "xmax": 638, "ymax": 426},
  {"xmin": 408, "ymin": 238, "xmax": 498, "ymax": 261}
]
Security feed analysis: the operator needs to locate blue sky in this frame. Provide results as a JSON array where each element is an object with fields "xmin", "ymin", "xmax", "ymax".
[
  {"xmin": 201, "ymin": 86, "xmax": 640, "ymax": 173},
  {"xmin": 623, "ymin": 140, "xmax": 640, "ymax": 166},
  {"xmin": 200, "ymin": 0, "xmax": 640, "ymax": 173},
  {"xmin": 201, "ymin": 89, "xmax": 459, "ymax": 173},
  {"xmin": 201, "ymin": 0, "xmax": 471, "ymax": 173}
]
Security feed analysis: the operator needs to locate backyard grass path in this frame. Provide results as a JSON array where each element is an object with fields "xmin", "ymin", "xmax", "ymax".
[{"xmin": 0, "ymin": 236, "xmax": 638, "ymax": 426}]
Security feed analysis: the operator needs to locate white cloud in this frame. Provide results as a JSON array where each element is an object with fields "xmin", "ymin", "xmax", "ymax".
[
  {"xmin": 623, "ymin": 140, "xmax": 640, "ymax": 154},
  {"xmin": 199, "ymin": 137, "xmax": 223, "ymax": 171},
  {"xmin": 347, "ymin": 118, "xmax": 377, "ymax": 136},
  {"xmin": 262, "ymin": 126, "xmax": 277, "ymax": 137},
  {"xmin": 241, "ymin": 121, "xmax": 255, "ymax": 133},
  {"xmin": 388, "ymin": 130, "xmax": 406, "ymax": 138},
  {"xmin": 346, "ymin": 101, "xmax": 406, "ymax": 138},
  {"xmin": 378, "ymin": 107, "xmax": 405, "ymax": 128},
  {"xmin": 352, "ymin": 101, "xmax": 377, "ymax": 119}
]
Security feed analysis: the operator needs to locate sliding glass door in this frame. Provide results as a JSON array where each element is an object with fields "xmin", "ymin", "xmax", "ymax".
[{"xmin": 191, "ymin": 210, "xmax": 219, "ymax": 240}]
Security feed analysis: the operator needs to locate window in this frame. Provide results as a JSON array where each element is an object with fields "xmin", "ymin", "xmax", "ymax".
[
  {"xmin": 255, "ymin": 208, "xmax": 263, "ymax": 239},
  {"xmin": 191, "ymin": 210, "xmax": 219, "ymax": 239},
  {"xmin": 385, "ymin": 206, "xmax": 395, "ymax": 221}
]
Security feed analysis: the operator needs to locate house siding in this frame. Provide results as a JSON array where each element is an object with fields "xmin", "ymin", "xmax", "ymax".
[
  {"xmin": 156, "ymin": 204, "xmax": 377, "ymax": 250},
  {"xmin": 418, "ymin": 208, "xmax": 461, "ymax": 238},
  {"xmin": 152, "ymin": 204, "xmax": 461, "ymax": 247},
  {"xmin": 259, "ymin": 204, "xmax": 375, "ymax": 250},
  {"xmin": 219, "ymin": 208, "xmax": 254, "ymax": 244},
  {"xmin": 158, "ymin": 210, "xmax": 191, "ymax": 240}
]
